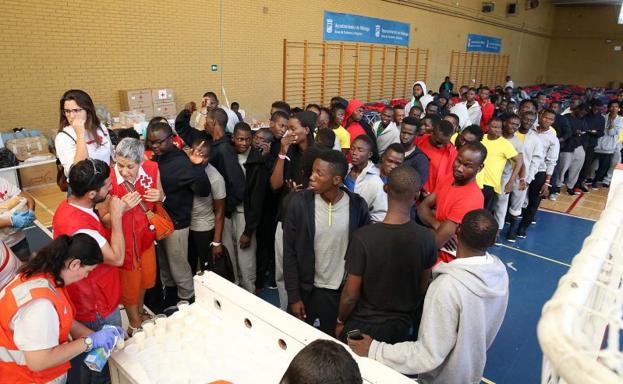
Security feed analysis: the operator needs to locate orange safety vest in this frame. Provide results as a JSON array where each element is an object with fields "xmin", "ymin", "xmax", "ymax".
[{"xmin": 0, "ymin": 273, "xmax": 74, "ymax": 383}]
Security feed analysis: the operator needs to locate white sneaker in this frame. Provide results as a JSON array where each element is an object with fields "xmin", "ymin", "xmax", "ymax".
[{"xmin": 548, "ymin": 193, "xmax": 558, "ymax": 201}]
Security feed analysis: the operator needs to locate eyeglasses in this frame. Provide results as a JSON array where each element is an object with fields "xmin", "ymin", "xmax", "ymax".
[
  {"xmin": 149, "ymin": 134, "xmax": 172, "ymax": 147},
  {"xmin": 63, "ymin": 108, "xmax": 84, "ymax": 116}
]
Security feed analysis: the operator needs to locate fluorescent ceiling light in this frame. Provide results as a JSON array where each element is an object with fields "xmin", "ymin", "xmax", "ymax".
[{"xmin": 619, "ymin": 1, "xmax": 623, "ymax": 24}]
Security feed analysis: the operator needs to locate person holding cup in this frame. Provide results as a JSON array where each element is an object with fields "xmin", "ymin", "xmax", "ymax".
[
  {"xmin": 0, "ymin": 234, "xmax": 123, "ymax": 384},
  {"xmin": 106, "ymin": 138, "xmax": 164, "ymax": 335}
]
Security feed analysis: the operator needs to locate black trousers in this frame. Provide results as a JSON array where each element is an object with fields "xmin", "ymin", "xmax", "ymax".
[
  {"xmin": 520, "ymin": 171, "xmax": 546, "ymax": 229},
  {"xmin": 576, "ymin": 144, "xmax": 596, "ymax": 185},
  {"xmin": 594, "ymin": 153, "xmax": 613, "ymax": 183},
  {"xmin": 482, "ymin": 185, "xmax": 498, "ymax": 214},
  {"xmin": 188, "ymin": 229, "xmax": 215, "ymax": 275},
  {"xmin": 341, "ymin": 317, "xmax": 411, "ymax": 344},
  {"xmin": 300, "ymin": 287, "xmax": 341, "ymax": 336}
]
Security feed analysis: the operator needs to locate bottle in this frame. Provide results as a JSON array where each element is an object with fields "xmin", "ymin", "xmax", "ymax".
[{"xmin": 83, "ymin": 325, "xmax": 123, "ymax": 372}]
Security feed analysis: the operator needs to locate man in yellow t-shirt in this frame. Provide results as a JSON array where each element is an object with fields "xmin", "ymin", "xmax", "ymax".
[
  {"xmin": 476, "ymin": 117, "xmax": 521, "ymax": 213},
  {"xmin": 330, "ymin": 104, "xmax": 351, "ymax": 154}
]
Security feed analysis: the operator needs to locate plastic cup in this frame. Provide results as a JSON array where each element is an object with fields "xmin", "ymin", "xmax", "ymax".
[
  {"xmin": 132, "ymin": 330, "xmax": 145, "ymax": 349},
  {"xmin": 141, "ymin": 320, "xmax": 155, "ymax": 337},
  {"xmin": 154, "ymin": 314, "xmax": 167, "ymax": 330},
  {"xmin": 177, "ymin": 300, "xmax": 190, "ymax": 312},
  {"xmin": 154, "ymin": 327, "xmax": 166, "ymax": 341}
]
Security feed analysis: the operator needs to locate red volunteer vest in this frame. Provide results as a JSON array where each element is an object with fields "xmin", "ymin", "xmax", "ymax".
[
  {"xmin": 0, "ymin": 273, "xmax": 74, "ymax": 383},
  {"xmin": 110, "ymin": 161, "xmax": 158, "ymax": 270},
  {"xmin": 52, "ymin": 200, "xmax": 120, "ymax": 322}
]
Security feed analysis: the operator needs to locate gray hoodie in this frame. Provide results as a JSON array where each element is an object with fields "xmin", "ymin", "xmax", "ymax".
[{"xmin": 368, "ymin": 253, "xmax": 509, "ymax": 384}]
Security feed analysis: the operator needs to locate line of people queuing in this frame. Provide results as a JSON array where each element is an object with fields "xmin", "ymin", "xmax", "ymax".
[{"xmin": 7, "ymin": 77, "xmax": 620, "ymax": 383}]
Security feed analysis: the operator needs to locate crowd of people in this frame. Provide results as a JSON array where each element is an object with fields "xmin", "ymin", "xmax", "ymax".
[{"xmin": 0, "ymin": 76, "xmax": 621, "ymax": 384}]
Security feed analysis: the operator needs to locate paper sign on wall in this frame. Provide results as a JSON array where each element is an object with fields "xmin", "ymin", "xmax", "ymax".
[
  {"xmin": 467, "ymin": 34, "xmax": 502, "ymax": 53},
  {"xmin": 324, "ymin": 11, "xmax": 410, "ymax": 47}
]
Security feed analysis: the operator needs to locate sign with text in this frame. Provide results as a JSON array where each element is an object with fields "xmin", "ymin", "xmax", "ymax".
[
  {"xmin": 466, "ymin": 34, "xmax": 502, "ymax": 53},
  {"xmin": 324, "ymin": 11, "xmax": 410, "ymax": 47}
]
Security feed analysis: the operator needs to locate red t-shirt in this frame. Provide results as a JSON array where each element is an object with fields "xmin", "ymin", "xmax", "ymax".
[
  {"xmin": 434, "ymin": 174, "xmax": 484, "ymax": 262},
  {"xmin": 479, "ymin": 100, "xmax": 495, "ymax": 133},
  {"xmin": 415, "ymin": 134, "xmax": 457, "ymax": 193},
  {"xmin": 52, "ymin": 201, "xmax": 120, "ymax": 322}
]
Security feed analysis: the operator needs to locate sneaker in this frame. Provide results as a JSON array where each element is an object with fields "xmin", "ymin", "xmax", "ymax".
[
  {"xmin": 163, "ymin": 305, "xmax": 178, "ymax": 317},
  {"xmin": 567, "ymin": 188, "xmax": 576, "ymax": 196},
  {"xmin": 548, "ymin": 193, "xmax": 558, "ymax": 201},
  {"xmin": 517, "ymin": 227, "xmax": 527, "ymax": 238},
  {"xmin": 506, "ymin": 232, "xmax": 517, "ymax": 242},
  {"xmin": 578, "ymin": 185, "xmax": 590, "ymax": 193},
  {"xmin": 592, "ymin": 183, "xmax": 600, "ymax": 191}
]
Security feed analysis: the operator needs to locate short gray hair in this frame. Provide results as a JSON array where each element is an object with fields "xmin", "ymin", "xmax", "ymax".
[{"xmin": 115, "ymin": 138, "xmax": 144, "ymax": 164}]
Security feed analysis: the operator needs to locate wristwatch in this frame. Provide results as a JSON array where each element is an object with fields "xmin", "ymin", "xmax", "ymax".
[
  {"xmin": 210, "ymin": 242, "xmax": 222, "ymax": 247},
  {"xmin": 83, "ymin": 336, "xmax": 93, "ymax": 352}
]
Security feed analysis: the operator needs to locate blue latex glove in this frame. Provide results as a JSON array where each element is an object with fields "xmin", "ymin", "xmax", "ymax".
[
  {"xmin": 89, "ymin": 326, "xmax": 121, "ymax": 351},
  {"xmin": 11, "ymin": 210, "xmax": 35, "ymax": 229}
]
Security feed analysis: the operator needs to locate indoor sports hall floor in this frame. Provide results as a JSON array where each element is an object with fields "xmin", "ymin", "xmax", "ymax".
[{"xmin": 22, "ymin": 184, "xmax": 608, "ymax": 384}]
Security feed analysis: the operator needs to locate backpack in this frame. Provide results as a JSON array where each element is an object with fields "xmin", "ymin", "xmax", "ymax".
[{"xmin": 0, "ymin": 148, "xmax": 18, "ymax": 169}]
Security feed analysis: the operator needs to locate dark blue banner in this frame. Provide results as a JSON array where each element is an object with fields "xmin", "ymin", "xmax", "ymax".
[
  {"xmin": 466, "ymin": 34, "xmax": 502, "ymax": 53},
  {"xmin": 324, "ymin": 11, "xmax": 410, "ymax": 47}
]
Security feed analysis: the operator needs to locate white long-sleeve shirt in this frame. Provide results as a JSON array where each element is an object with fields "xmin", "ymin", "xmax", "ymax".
[
  {"xmin": 534, "ymin": 127, "xmax": 560, "ymax": 175},
  {"xmin": 347, "ymin": 161, "xmax": 387, "ymax": 222}
]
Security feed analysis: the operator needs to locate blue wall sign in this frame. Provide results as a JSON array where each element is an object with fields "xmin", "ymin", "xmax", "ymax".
[
  {"xmin": 324, "ymin": 11, "xmax": 410, "ymax": 47},
  {"xmin": 466, "ymin": 34, "xmax": 502, "ymax": 53}
]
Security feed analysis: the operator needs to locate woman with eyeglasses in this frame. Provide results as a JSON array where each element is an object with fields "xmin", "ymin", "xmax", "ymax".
[
  {"xmin": 105, "ymin": 138, "xmax": 163, "ymax": 335},
  {"xmin": 0, "ymin": 234, "xmax": 123, "ymax": 384},
  {"xmin": 55, "ymin": 89, "xmax": 111, "ymax": 178}
]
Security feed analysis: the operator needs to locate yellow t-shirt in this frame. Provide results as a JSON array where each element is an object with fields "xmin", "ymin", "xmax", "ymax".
[
  {"xmin": 333, "ymin": 126, "xmax": 351, "ymax": 149},
  {"xmin": 516, "ymin": 131, "xmax": 526, "ymax": 142},
  {"xmin": 476, "ymin": 136, "xmax": 518, "ymax": 193},
  {"xmin": 451, "ymin": 132, "xmax": 458, "ymax": 148}
]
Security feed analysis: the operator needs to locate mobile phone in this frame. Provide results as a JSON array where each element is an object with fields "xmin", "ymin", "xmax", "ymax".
[{"xmin": 347, "ymin": 329, "xmax": 364, "ymax": 340}]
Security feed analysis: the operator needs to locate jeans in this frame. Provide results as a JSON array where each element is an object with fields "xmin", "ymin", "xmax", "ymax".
[
  {"xmin": 594, "ymin": 153, "xmax": 614, "ymax": 183},
  {"xmin": 68, "ymin": 309, "xmax": 122, "ymax": 384}
]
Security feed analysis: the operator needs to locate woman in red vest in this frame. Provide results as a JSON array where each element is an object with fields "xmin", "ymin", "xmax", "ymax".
[
  {"xmin": 107, "ymin": 137, "xmax": 164, "ymax": 334},
  {"xmin": 0, "ymin": 234, "xmax": 122, "ymax": 384}
]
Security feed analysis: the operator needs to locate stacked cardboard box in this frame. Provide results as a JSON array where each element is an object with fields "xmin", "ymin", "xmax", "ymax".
[{"xmin": 119, "ymin": 88, "xmax": 177, "ymax": 121}]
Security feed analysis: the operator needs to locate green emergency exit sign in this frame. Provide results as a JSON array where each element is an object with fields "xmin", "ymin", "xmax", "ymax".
[{"xmin": 211, "ymin": 64, "xmax": 218, "ymax": 72}]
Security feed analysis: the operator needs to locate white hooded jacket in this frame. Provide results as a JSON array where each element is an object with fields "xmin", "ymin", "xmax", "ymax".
[
  {"xmin": 405, "ymin": 81, "xmax": 434, "ymax": 117},
  {"xmin": 368, "ymin": 253, "xmax": 509, "ymax": 384}
]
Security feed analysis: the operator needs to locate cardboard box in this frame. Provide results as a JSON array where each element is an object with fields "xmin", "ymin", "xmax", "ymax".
[
  {"xmin": 5, "ymin": 137, "xmax": 50, "ymax": 161},
  {"xmin": 151, "ymin": 88, "xmax": 174, "ymax": 104},
  {"xmin": 119, "ymin": 89, "xmax": 152, "ymax": 110},
  {"xmin": 18, "ymin": 162, "xmax": 57, "ymax": 188},
  {"xmin": 153, "ymin": 102, "xmax": 177, "ymax": 119}
]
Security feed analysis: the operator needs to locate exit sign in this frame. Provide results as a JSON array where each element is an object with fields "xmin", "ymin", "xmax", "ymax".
[{"xmin": 211, "ymin": 64, "xmax": 218, "ymax": 72}]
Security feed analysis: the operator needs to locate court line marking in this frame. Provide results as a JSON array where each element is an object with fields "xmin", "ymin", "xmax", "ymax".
[
  {"xmin": 497, "ymin": 243, "xmax": 571, "ymax": 267},
  {"xmin": 565, "ymin": 192, "xmax": 584, "ymax": 214},
  {"xmin": 33, "ymin": 219, "xmax": 53, "ymax": 239},
  {"xmin": 538, "ymin": 207, "xmax": 596, "ymax": 222},
  {"xmin": 482, "ymin": 377, "xmax": 496, "ymax": 384}
]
